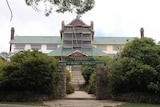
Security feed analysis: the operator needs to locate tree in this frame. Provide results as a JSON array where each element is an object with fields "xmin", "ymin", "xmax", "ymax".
[
  {"xmin": 81, "ymin": 56, "xmax": 113, "ymax": 94},
  {"xmin": 81, "ymin": 65, "xmax": 95, "ymax": 85},
  {"xmin": 25, "ymin": 0, "xmax": 95, "ymax": 16},
  {"xmin": 0, "ymin": 58, "xmax": 4, "ymax": 79},
  {"xmin": 0, "ymin": 49, "xmax": 58, "ymax": 95},
  {"xmin": 110, "ymin": 38, "xmax": 160, "ymax": 94},
  {"xmin": 66, "ymin": 70, "xmax": 74, "ymax": 94}
]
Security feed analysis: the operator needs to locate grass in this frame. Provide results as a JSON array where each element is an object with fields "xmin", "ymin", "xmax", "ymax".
[
  {"xmin": 122, "ymin": 103, "xmax": 160, "ymax": 107},
  {"xmin": 0, "ymin": 101, "xmax": 48, "ymax": 106}
]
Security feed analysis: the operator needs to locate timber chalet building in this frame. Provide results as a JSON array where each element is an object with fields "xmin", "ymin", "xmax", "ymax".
[{"xmin": 9, "ymin": 18, "xmax": 134, "ymax": 59}]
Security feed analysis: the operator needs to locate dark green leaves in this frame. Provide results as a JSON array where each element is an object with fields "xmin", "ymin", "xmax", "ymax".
[
  {"xmin": 0, "ymin": 50, "xmax": 58, "ymax": 94},
  {"xmin": 110, "ymin": 38, "xmax": 160, "ymax": 94},
  {"xmin": 25, "ymin": 0, "xmax": 95, "ymax": 16}
]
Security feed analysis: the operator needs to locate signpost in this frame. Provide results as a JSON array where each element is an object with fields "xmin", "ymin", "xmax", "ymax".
[{"xmin": 58, "ymin": 57, "xmax": 105, "ymax": 65}]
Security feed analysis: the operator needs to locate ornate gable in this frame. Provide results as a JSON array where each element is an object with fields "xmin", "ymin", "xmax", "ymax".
[
  {"xmin": 68, "ymin": 18, "xmax": 86, "ymax": 26},
  {"xmin": 68, "ymin": 50, "xmax": 88, "ymax": 57}
]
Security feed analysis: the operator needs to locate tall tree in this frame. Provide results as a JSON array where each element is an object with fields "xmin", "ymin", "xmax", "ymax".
[{"xmin": 25, "ymin": 0, "xmax": 95, "ymax": 16}]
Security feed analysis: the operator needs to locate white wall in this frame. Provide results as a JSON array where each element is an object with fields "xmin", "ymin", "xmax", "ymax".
[{"xmin": 11, "ymin": 44, "xmax": 53, "ymax": 53}]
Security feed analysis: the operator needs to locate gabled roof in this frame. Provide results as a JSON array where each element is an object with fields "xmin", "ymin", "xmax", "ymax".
[
  {"xmin": 7, "ymin": 49, "xmax": 24, "ymax": 58},
  {"xmin": 0, "ymin": 53, "xmax": 7, "ymax": 61},
  {"xmin": 60, "ymin": 18, "xmax": 94, "ymax": 38},
  {"xmin": 68, "ymin": 50, "xmax": 88, "ymax": 56},
  {"xmin": 48, "ymin": 46, "xmax": 112, "ymax": 57},
  {"xmin": 68, "ymin": 18, "xmax": 87, "ymax": 26},
  {"xmin": 10, "ymin": 36, "xmax": 61, "ymax": 44}
]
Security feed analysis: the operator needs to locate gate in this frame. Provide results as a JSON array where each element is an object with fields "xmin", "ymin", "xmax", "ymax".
[{"xmin": 56, "ymin": 57, "xmax": 109, "ymax": 100}]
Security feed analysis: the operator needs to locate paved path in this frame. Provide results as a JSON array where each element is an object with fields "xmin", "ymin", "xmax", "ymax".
[
  {"xmin": 65, "ymin": 91, "xmax": 96, "ymax": 100},
  {"xmin": 0, "ymin": 91, "xmax": 123, "ymax": 107},
  {"xmin": 44, "ymin": 100, "xmax": 123, "ymax": 107},
  {"xmin": 44, "ymin": 91, "xmax": 123, "ymax": 107}
]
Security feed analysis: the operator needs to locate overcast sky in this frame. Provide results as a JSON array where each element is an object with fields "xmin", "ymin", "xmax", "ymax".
[{"xmin": 1, "ymin": 0, "xmax": 160, "ymax": 52}]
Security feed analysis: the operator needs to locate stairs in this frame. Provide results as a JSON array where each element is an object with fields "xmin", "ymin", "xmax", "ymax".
[{"xmin": 70, "ymin": 66, "xmax": 85, "ymax": 91}]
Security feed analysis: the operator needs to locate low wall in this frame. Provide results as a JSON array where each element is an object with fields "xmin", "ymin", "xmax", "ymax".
[
  {"xmin": 0, "ymin": 91, "xmax": 54, "ymax": 102},
  {"xmin": 112, "ymin": 93, "xmax": 160, "ymax": 104}
]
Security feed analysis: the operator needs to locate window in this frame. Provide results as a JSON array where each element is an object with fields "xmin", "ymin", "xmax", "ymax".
[
  {"xmin": 97, "ymin": 45, "xmax": 107, "ymax": 51},
  {"xmin": 31, "ymin": 44, "xmax": 41, "ymax": 50},
  {"xmin": 15, "ymin": 44, "xmax": 25, "ymax": 50},
  {"xmin": 113, "ymin": 45, "xmax": 122, "ymax": 51},
  {"xmin": 47, "ymin": 44, "xmax": 57, "ymax": 50}
]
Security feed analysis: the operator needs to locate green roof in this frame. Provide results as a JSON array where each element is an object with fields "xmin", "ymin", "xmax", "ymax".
[
  {"xmin": 48, "ymin": 46, "xmax": 114, "ymax": 57},
  {"xmin": 0, "ymin": 53, "xmax": 7, "ymax": 60},
  {"xmin": 10, "ymin": 36, "xmax": 134, "ymax": 45},
  {"xmin": 10, "ymin": 36, "xmax": 61, "ymax": 44},
  {"xmin": 93, "ymin": 37, "xmax": 134, "ymax": 44}
]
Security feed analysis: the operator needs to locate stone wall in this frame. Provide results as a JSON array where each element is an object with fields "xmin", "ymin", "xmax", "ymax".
[
  {"xmin": 55, "ymin": 64, "xmax": 66, "ymax": 98},
  {"xmin": 96, "ymin": 64, "xmax": 110, "ymax": 100},
  {"xmin": 113, "ymin": 93, "xmax": 160, "ymax": 104},
  {"xmin": 0, "ymin": 91, "xmax": 54, "ymax": 102}
]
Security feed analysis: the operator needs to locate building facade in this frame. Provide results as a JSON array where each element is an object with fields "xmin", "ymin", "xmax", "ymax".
[{"xmin": 10, "ymin": 18, "xmax": 134, "ymax": 58}]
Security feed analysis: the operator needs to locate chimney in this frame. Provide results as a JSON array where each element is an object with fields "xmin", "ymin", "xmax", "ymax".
[
  {"xmin": 91, "ymin": 21, "xmax": 94, "ymax": 30},
  {"xmin": 91, "ymin": 21, "xmax": 94, "ymax": 40},
  {"xmin": 11, "ymin": 27, "xmax": 15, "ymax": 40},
  {"xmin": 140, "ymin": 27, "xmax": 144, "ymax": 38},
  {"xmin": 62, "ymin": 21, "xmax": 64, "ymax": 29},
  {"xmin": 10, "ymin": 27, "xmax": 15, "ymax": 52}
]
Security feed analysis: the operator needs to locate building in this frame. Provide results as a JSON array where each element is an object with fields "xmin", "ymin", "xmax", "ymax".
[
  {"xmin": 9, "ymin": 18, "xmax": 134, "ymax": 59},
  {"xmin": 9, "ymin": 18, "xmax": 135, "ymax": 90}
]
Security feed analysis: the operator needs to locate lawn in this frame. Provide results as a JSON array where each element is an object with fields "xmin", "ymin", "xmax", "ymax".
[
  {"xmin": 0, "ymin": 101, "xmax": 47, "ymax": 106},
  {"xmin": 122, "ymin": 103, "xmax": 160, "ymax": 107}
]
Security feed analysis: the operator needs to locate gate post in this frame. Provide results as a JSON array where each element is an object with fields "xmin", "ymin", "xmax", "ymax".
[
  {"xmin": 56, "ymin": 63, "xmax": 66, "ymax": 98},
  {"xmin": 96, "ymin": 64, "xmax": 109, "ymax": 100}
]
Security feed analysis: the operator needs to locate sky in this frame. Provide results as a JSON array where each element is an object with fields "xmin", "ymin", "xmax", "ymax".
[{"xmin": 1, "ymin": 0, "xmax": 160, "ymax": 52}]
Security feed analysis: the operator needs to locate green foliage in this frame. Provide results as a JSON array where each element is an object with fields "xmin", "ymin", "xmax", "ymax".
[
  {"xmin": 81, "ymin": 65, "xmax": 95, "ymax": 85},
  {"xmin": 66, "ymin": 70, "xmax": 74, "ymax": 94},
  {"xmin": 66, "ymin": 70, "xmax": 71, "ymax": 82},
  {"xmin": 122, "ymin": 103, "xmax": 160, "ymax": 107},
  {"xmin": 0, "ymin": 50, "xmax": 58, "ymax": 95},
  {"xmin": 25, "ymin": 0, "xmax": 95, "ymax": 16},
  {"xmin": 110, "ymin": 38, "xmax": 160, "ymax": 94},
  {"xmin": 87, "ymin": 72, "xmax": 96, "ymax": 94},
  {"xmin": 81, "ymin": 56, "xmax": 113, "ymax": 94},
  {"xmin": 0, "ymin": 58, "xmax": 4, "ymax": 79}
]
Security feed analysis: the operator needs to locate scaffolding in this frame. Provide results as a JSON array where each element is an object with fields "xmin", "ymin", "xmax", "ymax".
[{"xmin": 62, "ymin": 25, "xmax": 92, "ymax": 50}]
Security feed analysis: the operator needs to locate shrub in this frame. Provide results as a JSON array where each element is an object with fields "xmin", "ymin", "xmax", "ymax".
[
  {"xmin": 87, "ymin": 72, "xmax": 96, "ymax": 94},
  {"xmin": 110, "ymin": 38, "xmax": 160, "ymax": 95},
  {"xmin": 66, "ymin": 70, "xmax": 74, "ymax": 94},
  {"xmin": 81, "ymin": 65, "xmax": 95, "ymax": 85},
  {"xmin": 0, "ymin": 50, "xmax": 59, "ymax": 101}
]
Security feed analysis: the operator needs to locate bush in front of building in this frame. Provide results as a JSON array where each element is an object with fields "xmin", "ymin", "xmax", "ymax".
[
  {"xmin": 66, "ymin": 70, "xmax": 74, "ymax": 94},
  {"xmin": 81, "ymin": 57, "xmax": 113, "ymax": 94},
  {"xmin": 81, "ymin": 65, "xmax": 95, "ymax": 94},
  {"xmin": 0, "ymin": 58, "xmax": 4, "ymax": 79},
  {"xmin": 0, "ymin": 49, "xmax": 59, "ymax": 101},
  {"xmin": 87, "ymin": 72, "xmax": 96, "ymax": 94},
  {"xmin": 109, "ymin": 38, "xmax": 160, "ymax": 103},
  {"xmin": 81, "ymin": 65, "xmax": 95, "ymax": 85}
]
